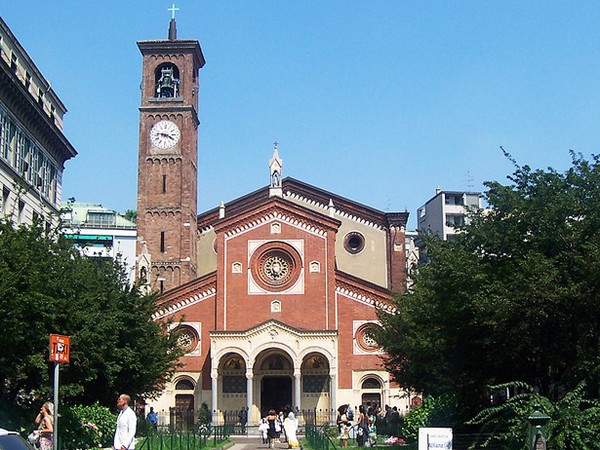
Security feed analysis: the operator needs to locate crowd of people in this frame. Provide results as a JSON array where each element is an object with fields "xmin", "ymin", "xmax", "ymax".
[
  {"xmin": 336, "ymin": 404, "xmax": 402, "ymax": 447},
  {"xmin": 27, "ymin": 395, "xmax": 402, "ymax": 450},
  {"xmin": 257, "ymin": 406, "xmax": 299, "ymax": 449}
]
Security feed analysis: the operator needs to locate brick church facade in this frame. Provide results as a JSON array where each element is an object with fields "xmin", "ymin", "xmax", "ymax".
[{"xmin": 136, "ymin": 19, "xmax": 411, "ymax": 424}]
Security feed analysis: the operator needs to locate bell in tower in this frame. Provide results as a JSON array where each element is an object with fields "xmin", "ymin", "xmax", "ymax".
[{"xmin": 155, "ymin": 64, "xmax": 180, "ymax": 98}]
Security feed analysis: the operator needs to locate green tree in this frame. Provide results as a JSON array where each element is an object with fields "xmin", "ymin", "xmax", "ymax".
[
  {"xmin": 0, "ymin": 220, "xmax": 183, "ymax": 412},
  {"xmin": 375, "ymin": 152, "xmax": 600, "ymax": 413},
  {"xmin": 469, "ymin": 380, "xmax": 600, "ymax": 450},
  {"xmin": 122, "ymin": 209, "xmax": 137, "ymax": 224}
]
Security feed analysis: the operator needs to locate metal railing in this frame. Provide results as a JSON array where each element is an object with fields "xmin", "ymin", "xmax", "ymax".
[
  {"xmin": 305, "ymin": 424, "xmax": 338, "ymax": 450},
  {"xmin": 137, "ymin": 426, "xmax": 232, "ymax": 450}
]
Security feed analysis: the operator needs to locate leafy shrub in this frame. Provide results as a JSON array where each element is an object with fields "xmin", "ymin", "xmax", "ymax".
[
  {"xmin": 401, "ymin": 394, "xmax": 458, "ymax": 442},
  {"xmin": 469, "ymin": 380, "xmax": 600, "ymax": 450},
  {"xmin": 61, "ymin": 403, "xmax": 116, "ymax": 449},
  {"xmin": 198, "ymin": 403, "xmax": 212, "ymax": 426},
  {"xmin": 0, "ymin": 400, "xmax": 33, "ymax": 434}
]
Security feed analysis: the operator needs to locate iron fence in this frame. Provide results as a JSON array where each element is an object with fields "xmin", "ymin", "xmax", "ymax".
[
  {"xmin": 150, "ymin": 407, "xmax": 337, "ymax": 433},
  {"xmin": 305, "ymin": 424, "xmax": 338, "ymax": 450}
]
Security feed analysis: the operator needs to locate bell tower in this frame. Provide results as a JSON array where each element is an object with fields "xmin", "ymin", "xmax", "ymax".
[{"xmin": 136, "ymin": 14, "xmax": 205, "ymax": 293}]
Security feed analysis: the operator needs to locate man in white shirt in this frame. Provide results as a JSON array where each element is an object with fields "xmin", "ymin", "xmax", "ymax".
[{"xmin": 113, "ymin": 394, "xmax": 137, "ymax": 450}]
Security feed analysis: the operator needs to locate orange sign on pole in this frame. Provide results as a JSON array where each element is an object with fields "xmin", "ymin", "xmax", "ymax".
[{"xmin": 49, "ymin": 334, "xmax": 70, "ymax": 363}]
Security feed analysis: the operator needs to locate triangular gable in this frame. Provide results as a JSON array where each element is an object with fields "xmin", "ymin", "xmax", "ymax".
[
  {"xmin": 199, "ymin": 177, "xmax": 408, "ymax": 232},
  {"xmin": 213, "ymin": 195, "xmax": 341, "ymax": 237}
]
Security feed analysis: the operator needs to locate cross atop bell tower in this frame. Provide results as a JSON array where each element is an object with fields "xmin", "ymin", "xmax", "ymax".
[
  {"xmin": 167, "ymin": 3, "xmax": 179, "ymax": 40},
  {"xmin": 136, "ymin": 17, "xmax": 205, "ymax": 293}
]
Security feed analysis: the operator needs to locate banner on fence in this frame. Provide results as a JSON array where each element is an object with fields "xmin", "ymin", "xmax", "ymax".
[{"xmin": 418, "ymin": 427, "xmax": 452, "ymax": 450}]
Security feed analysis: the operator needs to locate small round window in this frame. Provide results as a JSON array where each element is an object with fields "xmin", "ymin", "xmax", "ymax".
[
  {"xmin": 176, "ymin": 326, "xmax": 199, "ymax": 353},
  {"xmin": 344, "ymin": 232, "xmax": 365, "ymax": 254},
  {"xmin": 356, "ymin": 323, "xmax": 382, "ymax": 353}
]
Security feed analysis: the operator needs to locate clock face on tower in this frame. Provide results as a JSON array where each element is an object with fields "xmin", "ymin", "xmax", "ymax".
[{"xmin": 150, "ymin": 120, "xmax": 181, "ymax": 149}]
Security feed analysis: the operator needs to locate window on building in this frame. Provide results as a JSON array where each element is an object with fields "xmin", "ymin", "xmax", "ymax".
[
  {"xmin": 223, "ymin": 376, "xmax": 246, "ymax": 393},
  {"xmin": 361, "ymin": 377, "xmax": 382, "ymax": 389},
  {"xmin": 445, "ymin": 194, "xmax": 465, "ymax": 206},
  {"xmin": 160, "ymin": 231, "xmax": 165, "ymax": 253},
  {"xmin": 87, "ymin": 211, "xmax": 115, "ymax": 226},
  {"xmin": 303, "ymin": 375, "xmax": 330, "ymax": 393},
  {"xmin": 162, "ymin": 174, "xmax": 167, "ymax": 193},
  {"xmin": 18, "ymin": 200, "xmax": 25, "ymax": 223},
  {"xmin": 38, "ymin": 88, "xmax": 44, "ymax": 107},
  {"xmin": 1, "ymin": 185, "xmax": 8, "ymax": 214},
  {"xmin": 10, "ymin": 53, "xmax": 17, "ymax": 73},
  {"xmin": 175, "ymin": 379, "xmax": 195, "ymax": 390},
  {"xmin": 446, "ymin": 214, "xmax": 465, "ymax": 227},
  {"xmin": 25, "ymin": 72, "xmax": 31, "ymax": 90}
]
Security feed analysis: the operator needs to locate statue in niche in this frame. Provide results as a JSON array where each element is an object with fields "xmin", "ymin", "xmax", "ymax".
[{"xmin": 271, "ymin": 170, "xmax": 281, "ymax": 188}]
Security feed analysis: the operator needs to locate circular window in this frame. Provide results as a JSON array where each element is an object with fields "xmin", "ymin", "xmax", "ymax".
[
  {"xmin": 356, "ymin": 323, "xmax": 382, "ymax": 353},
  {"xmin": 176, "ymin": 326, "xmax": 199, "ymax": 352},
  {"xmin": 344, "ymin": 232, "xmax": 366, "ymax": 254},
  {"xmin": 250, "ymin": 242, "xmax": 302, "ymax": 292}
]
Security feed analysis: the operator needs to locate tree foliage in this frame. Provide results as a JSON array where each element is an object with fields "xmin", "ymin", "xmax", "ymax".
[
  {"xmin": 469, "ymin": 380, "xmax": 600, "ymax": 450},
  {"xmin": 375, "ymin": 152, "xmax": 600, "ymax": 412},
  {"xmin": 0, "ymin": 220, "xmax": 183, "ymax": 410}
]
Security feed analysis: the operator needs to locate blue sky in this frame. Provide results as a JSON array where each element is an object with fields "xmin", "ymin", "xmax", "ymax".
[{"xmin": 4, "ymin": 2, "xmax": 600, "ymax": 229}]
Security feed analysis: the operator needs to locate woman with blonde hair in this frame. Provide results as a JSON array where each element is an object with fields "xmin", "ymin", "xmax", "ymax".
[{"xmin": 34, "ymin": 402, "xmax": 54, "ymax": 450}]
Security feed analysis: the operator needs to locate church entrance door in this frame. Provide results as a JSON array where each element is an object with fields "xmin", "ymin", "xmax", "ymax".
[{"xmin": 261, "ymin": 376, "xmax": 292, "ymax": 415}]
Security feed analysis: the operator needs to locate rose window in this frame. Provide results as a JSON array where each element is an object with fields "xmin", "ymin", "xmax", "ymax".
[
  {"xmin": 362, "ymin": 333, "xmax": 377, "ymax": 348},
  {"xmin": 264, "ymin": 255, "xmax": 290, "ymax": 281},
  {"xmin": 356, "ymin": 323, "xmax": 382, "ymax": 353},
  {"xmin": 251, "ymin": 242, "xmax": 302, "ymax": 292},
  {"xmin": 176, "ymin": 327, "xmax": 198, "ymax": 352}
]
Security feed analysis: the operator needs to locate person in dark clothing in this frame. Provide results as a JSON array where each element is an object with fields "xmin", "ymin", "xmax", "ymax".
[
  {"xmin": 389, "ymin": 406, "xmax": 401, "ymax": 437},
  {"xmin": 238, "ymin": 407, "xmax": 248, "ymax": 434},
  {"xmin": 355, "ymin": 405, "xmax": 368, "ymax": 447},
  {"xmin": 383, "ymin": 405, "xmax": 391, "ymax": 436},
  {"xmin": 266, "ymin": 409, "xmax": 278, "ymax": 448}
]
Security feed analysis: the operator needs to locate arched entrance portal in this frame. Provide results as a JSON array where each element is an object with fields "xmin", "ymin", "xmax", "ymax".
[
  {"xmin": 255, "ymin": 351, "xmax": 294, "ymax": 416},
  {"xmin": 360, "ymin": 376, "xmax": 383, "ymax": 410},
  {"xmin": 261, "ymin": 376, "xmax": 292, "ymax": 415}
]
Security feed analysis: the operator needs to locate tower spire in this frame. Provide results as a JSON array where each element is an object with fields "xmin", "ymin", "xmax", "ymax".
[{"xmin": 269, "ymin": 142, "xmax": 283, "ymax": 198}]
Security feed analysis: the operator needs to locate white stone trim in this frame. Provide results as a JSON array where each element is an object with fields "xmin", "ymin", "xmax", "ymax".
[
  {"xmin": 153, "ymin": 287, "xmax": 217, "ymax": 319},
  {"xmin": 224, "ymin": 212, "xmax": 327, "ymax": 239},
  {"xmin": 284, "ymin": 191, "xmax": 384, "ymax": 231},
  {"xmin": 335, "ymin": 286, "xmax": 395, "ymax": 312}
]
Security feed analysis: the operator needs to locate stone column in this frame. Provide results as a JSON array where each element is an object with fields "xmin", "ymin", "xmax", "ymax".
[
  {"xmin": 294, "ymin": 370, "xmax": 302, "ymax": 410},
  {"xmin": 246, "ymin": 371, "xmax": 254, "ymax": 421},
  {"xmin": 330, "ymin": 372, "xmax": 337, "ymax": 414},
  {"xmin": 211, "ymin": 371, "xmax": 218, "ymax": 425}
]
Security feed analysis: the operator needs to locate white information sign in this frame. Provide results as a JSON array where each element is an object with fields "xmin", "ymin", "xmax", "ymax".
[{"xmin": 418, "ymin": 427, "xmax": 453, "ymax": 450}]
